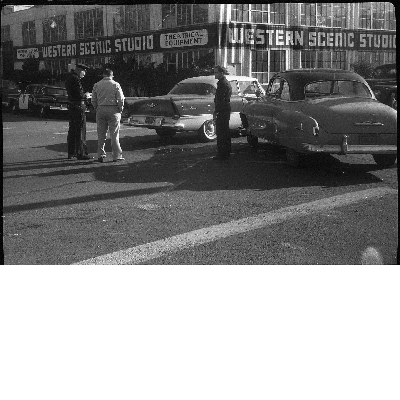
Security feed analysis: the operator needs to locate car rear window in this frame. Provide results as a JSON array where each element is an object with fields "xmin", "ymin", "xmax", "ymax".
[
  {"xmin": 46, "ymin": 88, "xmax": 67, "ymax": 96},
  {"xmin": 304, "ymin": 80, "xmax": 371, "ymax": 99},
  {"xmin": 168, "ymin": 83, "xmax": 216, "ymax": 96}
]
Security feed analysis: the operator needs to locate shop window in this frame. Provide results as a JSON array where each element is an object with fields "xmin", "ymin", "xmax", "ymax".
[
  {"xmin": 300, "ymin": 3, "xmax": 348, "ymax": 28},
  {"xmin": 22, "ymin": 20, "xmax": 36, "ymax": 45},
  {"xmin": 114, "ymin": 5, "xmax": 150, "ymax": 34},
  {"xmin": 231, "ymin": 4, "xmax": 285, "ymax": 24},
  {"xmin": 1, "ymin": 25, "xmax": 11, "ymax": 42},
  {"xmin": 43, "ymin": 15, "xmax": 67, "ymax": 44},
  {"xmin": 162, "ymin": 4, "xmax": 208, "ymax": 28},
  {"xmin": 163, "ymin": 50, "xmax": 211, "ymax": 72},
  {"xmin": 251, "ymin": 50, "xmax": 286, "ymax": 84},
  {"xmin": 301, "ymin": 50, "xmax": 345, "ymax": 69},
  {"xmin": 74, "ymin": 8, "xmax": 104, "ymax": 39},
  {"xmin": 357, "ymin": 51, "xmax": 385, "ymax": 67},
  {"xmin": 359, "ymin": 2, "xmax": 396, "ymax": 30}
]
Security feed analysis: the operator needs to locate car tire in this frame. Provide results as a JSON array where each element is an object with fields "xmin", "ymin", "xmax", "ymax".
[
  {"xmin": 286, "ymin": 148, "xmax": 305, "ymax": 168},
  {"xmin": 198, "ymin": 120, "xmax": 216, "ymax": 142},
  {"xmin": 156, "ymin": 128, "xmax": 176, "ymax": 139},
  {"xmin": 372, "ymin": 154, "xmax": 397, "ymax": 168},
  {"xmin": 247, "ymin": 134, "xmax": 259, "ymax": 148},
  {"xmin": 388, "ymin": 92, "xmax": 397, "ymax": 110}
]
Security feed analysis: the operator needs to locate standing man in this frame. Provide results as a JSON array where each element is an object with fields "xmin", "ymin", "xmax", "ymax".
[
  {"xmin": 91, "ymin": 68, "xmax": 125, "ymax": 163},
  {"xmin": 213, "ymin": 65, "xmax": 232, "ymax": 160},
  {"xmin": 65, "ymin": 63, "xmax": 93, "ymax": 160}
]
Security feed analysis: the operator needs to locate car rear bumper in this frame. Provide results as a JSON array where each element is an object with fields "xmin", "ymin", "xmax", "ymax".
[{"xmin": 302, "ymin": 143, "xmax": 397, "ymax": 155}]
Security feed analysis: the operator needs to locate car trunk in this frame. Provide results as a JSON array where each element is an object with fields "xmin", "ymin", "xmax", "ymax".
[{"xmin": 300, "ymin": 97, "xmax": 397, "ymax": 145}]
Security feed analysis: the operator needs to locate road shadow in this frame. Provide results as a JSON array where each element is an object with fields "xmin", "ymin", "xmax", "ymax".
[{"xmin": 4, "ymin": 137, "xmax": 392, "ymax": 214}]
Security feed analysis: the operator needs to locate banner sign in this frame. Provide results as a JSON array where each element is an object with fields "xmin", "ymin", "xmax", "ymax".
[
  {"xmin": 14, "ymin": 24, "xmax": 217, "ymax": 60},
  {"xmin": 16, "ymin": 47, "xmax": 40, "ymax": 59},
  {"xmin": 221, "ymin": 23, "xmax": 396, "ymax": 50}
]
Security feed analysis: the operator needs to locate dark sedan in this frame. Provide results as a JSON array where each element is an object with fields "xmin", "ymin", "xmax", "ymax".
[
  {"xmin": 241, "ymin": 68, "xmax": 397, "ymax": 168},
  {"xmin": 11, "ymin": 84, "xmax": 69, "ymax": 118}
]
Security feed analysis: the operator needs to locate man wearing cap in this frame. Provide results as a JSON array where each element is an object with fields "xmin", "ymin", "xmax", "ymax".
[
  {"xmin": 65, "ymin": 63, "xmax": 93, "ymax": 160},
  {"xmin": 91, "ymin": 68, "xmax": 125, "ymax": 163},
  {"xmin": 213, "ymin": 65, "xmax": 232, "ymax": 160}
]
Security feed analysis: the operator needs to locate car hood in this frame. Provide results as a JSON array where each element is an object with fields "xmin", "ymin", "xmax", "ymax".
[{"xmin": 299, "ymin": 97, "xmax": 397, "ymax": 133}]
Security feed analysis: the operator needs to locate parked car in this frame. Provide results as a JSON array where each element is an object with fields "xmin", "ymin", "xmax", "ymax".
[
  {"xmin": 1, "ymin": 79, "xmax": 21, "ymax": 108},
  {"xmin": 125, "ymin": 75, "xmax": 265, "ymax": 141},
  {"xmin": 11, "ymin": 84, "xmax": 69, "ymax": 118},
  {"xmin": 240, "ymin": 68, "xmax": 397, "ymax": 168},
  {"xmin": 366, "ymin": 63, "xmax": 397, "ymax": 110}
]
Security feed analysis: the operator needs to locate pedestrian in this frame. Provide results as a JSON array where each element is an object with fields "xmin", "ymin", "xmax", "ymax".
[
  {"xmin": 65, "ymin": 63, "xmax": 93, "ymax": 160},
  {"xmin": 213, "ymin": 65, "xmax": 232, "ymax": 160},
  {"xmin": 91, "ymin": 68, "xmax": 125, "ymax": 163}
]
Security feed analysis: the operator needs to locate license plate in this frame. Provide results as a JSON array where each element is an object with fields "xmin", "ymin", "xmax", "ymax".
[{"xmin": 359, "ymin": 134, "xmax": 378, "ymax": 145}]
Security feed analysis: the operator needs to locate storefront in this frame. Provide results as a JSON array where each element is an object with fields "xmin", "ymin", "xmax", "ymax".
[{"xmin": 2, "ymin": 3, "xmax": 396, "ymax": 85}]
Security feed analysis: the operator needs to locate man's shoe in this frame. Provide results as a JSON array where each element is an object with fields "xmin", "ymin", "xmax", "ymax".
[
  {"xmin": 97, "ymin": 156, "xmax": 105, "ymax": 163},
  {"xmin": 68, "ymin": 154, "xmax": 77, "ymax": 159},
  {"xmin": 77, "ymin": 155, "xmax": 94, "ymax": 160},
  {"xmin": 113, "ymin": 157, "xmax": 125, "ymax": 162}
]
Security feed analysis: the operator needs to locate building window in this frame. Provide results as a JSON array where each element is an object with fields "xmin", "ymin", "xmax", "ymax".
[
  {"xmin": 113, "ymin": 4, "xmax": 150, "ymax": 35},
  {"xmin": 75, "ymin": 8, "xmax": 104, "ymax": 39},
  {"xmin": 359, "ymin": 2, "xmax": 396, "ymax": 30},
  {"xmin": 301, "ymin": 50, "xmax": 346, "ymax": 69},
  {"xmin": 163, "ymin": 49, "xmax": 211, "ymax": 72},
  {"xmin": 300, "ymin": 3, "xmax": 348, "ymax": 28},
  {"xmin": 231, "ymin": 4, "xmax": 285, "ymax": 24},
  {"xmin": 44, "ymin": 59, "xmax": 71, "ymax": 75},
  {"xmin": 76, "ymin": 57, "xmax": 107, "ymax": 69},
  {"xmin": 251, "ymin": 49, "xmax": 286, "ymax": 83},
  {"xmin": 1, "ymin": 25, "xmax": 11, "ymax": 42},
  {"xmin": 161, "ymin": 4, "xmax": 208, "ymax": 28},
  {"xmin": 43, "ymin": 15, "xmax": 67, "ymax": 43},
  {"xmin": 22, "ymin": 20, "xmax": 36, "ymax": 45},
  {"xmin": 358, "ymin": 51, "xmax": 386, "ymax": 66}
]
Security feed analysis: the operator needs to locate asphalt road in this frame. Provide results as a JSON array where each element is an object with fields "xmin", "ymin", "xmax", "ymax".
[
  {"xmin": 2, "ymin": 110, "xmax": 398, "ymax": 265},
  {"xmin": 2, "ymin": 110, "xmax": 399, "ymax": 400}
]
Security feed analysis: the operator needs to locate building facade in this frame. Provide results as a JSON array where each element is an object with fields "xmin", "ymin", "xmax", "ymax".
[{"xmin": 1, "ymin": 3, "xmax": 396, "ymax": 84}]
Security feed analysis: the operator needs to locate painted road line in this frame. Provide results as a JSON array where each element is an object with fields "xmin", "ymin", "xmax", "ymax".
[{"xmin": 75, "ymin": 186, "xmax": 398, "ymax": 265}]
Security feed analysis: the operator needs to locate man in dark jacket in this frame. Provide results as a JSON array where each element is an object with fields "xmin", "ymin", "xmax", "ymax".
[
  {"xmin": 65, "ymin": 63, "xmax": 93, "ymax": 160},
  {"xmin": 213, "ymin": 65, "xmax": 232, "ymax": 160}
]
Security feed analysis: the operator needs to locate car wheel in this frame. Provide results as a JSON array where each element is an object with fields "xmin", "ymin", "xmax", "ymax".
[
  {"xmin": 372, "ymin": 154, "xmax": 397, "ymax": 168},
  {"xmin": 286, "ymin": 148, "xmax": 305, "ymax": 168},
  {"xmin": 198, "ymin": 120, "xmax": 216, "ymax": 142},
  {"xmin": 156, "ymin": 128, "xmax": 176, "ymax": 139},
  {"xmin": 247, "ymin": 134, "xmax": 259, "ymax": 148},
  {"xmin": 388, "ymin": 92, "xmax": 397, "ymax": 110}
]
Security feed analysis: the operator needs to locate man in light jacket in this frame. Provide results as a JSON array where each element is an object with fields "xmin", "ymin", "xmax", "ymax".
[{"xmin": 91, "ymin": 68, "xmax": 125, "ymax": 162}]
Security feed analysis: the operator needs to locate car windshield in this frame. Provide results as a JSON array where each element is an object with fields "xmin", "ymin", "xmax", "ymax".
[
  {"xmin": 46, "ymin": 88, "xmax": 67, "ymax": 96},
  {"xmin": 375, "ymin": 66, "xmax": 396, "ymax": 78},
  {"xmin": 168, "ymin": 83, "xmax": 216, "ymax": 96},
  {"xmin": 237, "ymin": 81, "xmax": 260, "ymax": 96},
  {"xmin": 304, "ymin": 80, "xmax": 372, "ymax": 99}
]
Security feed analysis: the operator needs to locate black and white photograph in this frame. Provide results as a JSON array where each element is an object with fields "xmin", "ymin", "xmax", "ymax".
[{"xmin": 1, "ymin": 3, "xmax": 398, "ymax": 400}]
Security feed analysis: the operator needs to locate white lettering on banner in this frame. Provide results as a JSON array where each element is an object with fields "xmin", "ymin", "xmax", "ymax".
[
  {"xmin": 114, "ymin": 35, "xmax": 154, "ymax": 53},
  {"xmin": 230, "ymin": 28, "xmax": 304, "ymax": 47},
  {"xmin": 229, "ymin": 27, "xmax": 394, "ymax": 49},
  {"xmin": 160, "ymin": 29, "xmax": 208, "ymax": 48},
  {"xmin": 16, "ymin": 48, "xmax": 39, "ymax": 59},
  {"xmin": 43, "ymin": 43, "xmax": 77, "ymax": 58}
]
